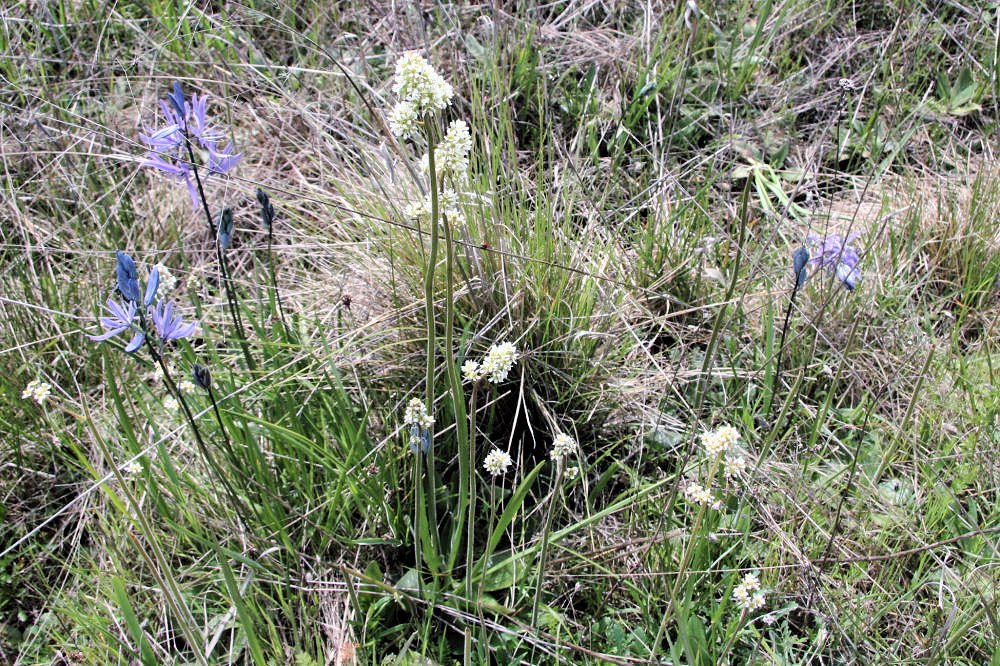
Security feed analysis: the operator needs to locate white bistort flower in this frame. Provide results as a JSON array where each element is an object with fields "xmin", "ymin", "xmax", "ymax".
[
  {"xmin": 732, "ymin": 572, "xmax": 766, "ymax": 612},
  {"xmin": 388, "ymin": 100, "xmax": 421, "ymax": 140},
  {"xmin": 723, "ymin": 454, "xmax": 747, "ymax": 479},
  {"xmin": 436, "ymin": 120, "xmax": 472, "ymax": 177},
  {"xmin": 483, "ymin": 448, "xmax": 513, "ymax": 477},
  {"xmin": 550, "ymin": 433, "xmax": 575, "ymax": 461},
  {"xmin": 701, "ymin": 424, "xmax": 741, "ymax": 457},
  {"xmin": 154, "ymin": 263, "xmax": 177, "ymax": 292},
  {"xmin": 403, "ymin": 397, "xmax": 428, "ymax": 426},
  {"xmin": 461, "ymin": 359, "xmax": 481, "ymax": 383},
  {"xmin": 479, "ymin": 341, "xmax": 518, "ymax": 383},
  {"xmin": 393, "ymin": 52, "xmax": 454, "ymax": 113},
  {"xmin": 21, "ymin": 379, "xmax": 52, "ymax": 405},
  {"xmin": 684, "ymin": 481, "xmax": 718, "ymax": 508}
]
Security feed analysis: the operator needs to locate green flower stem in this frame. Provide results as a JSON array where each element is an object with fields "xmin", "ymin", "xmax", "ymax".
[
  {"xmin": 464, "ymin": 383, "xmax": 479, "ymax": 600},
  {"xmin": 422, "ymin": 116, "xmax": 442, "ymax": 565},
  {"xmin": 183, "ymin": 136, "xmax": 256, "ymax": 372},
  {"xmin": 531, "ymin": 460, "xmax": 563, "ymax": 628}
]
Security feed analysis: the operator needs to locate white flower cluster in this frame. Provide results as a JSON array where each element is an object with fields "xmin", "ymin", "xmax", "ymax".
[
  {"xmin": 462, "ymin": 341, "xmax": 518, "ymax": 384},
  {"xmin": 701, "ymin": 425, "xmax": 740, "ymax": 457},
  {"xmin": 122, "ymin": 459, "xmax": 143, "ymax": 477},
  {"xmin": 435, "ymin": 120, "xmax": 472, "ymax": 177},
  {"xmin": 482, "ymin": 448, "xmax": 513, "ymax": 477},
  {"xmin": 403, "ymin": 189, "xmax": 464, "ymax": 223},
  {"xmin": 154, "ymin": 263, "xmax": 177, "ymax": 292},
  {"xmin": 389, "ymin": 53, "xmax": 454, "ymax": 139},
  {"xmin": 684, "ymin": 480, "xmax": 721, "ymax": 509},
  {"xmin": 388, "ymin": 100, "xmax": 421, "ymax": 140},
  {"xmin": 550, "ymin": 432, "xmax": 576, "ymax": 461},
  {"xmin": 21, "ymin": 379, "xmax": 52, "ymax": 404},
  {"xmin": 732, "ymin": 572, "xmax": 766, "ymax": 612},
  {"xmin": 403, "ymin": 397, "xmax": 434, "ymax": 430},
  {"xmin": 564, "ymin": 466, "xmax": 580, "ymax": 481},
  {"xmin": 702, "ymin": 424, "xmax": 748, "ymax": 480}
]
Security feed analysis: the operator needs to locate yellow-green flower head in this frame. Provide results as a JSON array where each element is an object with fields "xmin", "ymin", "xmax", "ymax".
[{"xmin": 392, "ymin": 52, "xmax": 453, "ymax": 115}]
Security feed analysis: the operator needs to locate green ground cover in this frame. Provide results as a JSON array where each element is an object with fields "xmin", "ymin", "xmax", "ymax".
[{"xmin": 1, "ymin": 1, "xmax": 998, "ymax": 664}]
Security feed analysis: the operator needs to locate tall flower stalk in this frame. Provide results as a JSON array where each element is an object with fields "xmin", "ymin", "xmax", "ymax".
[
  {"xmin": 389, "ymin": 53, "xmax": 457, "ymax": 572},
  {"xmin": 88, "ymin": 251, "xmax": 257, "ymax": 533},
  {"xmin": 140, "ymin": 81, "xmax": 255, "ymax": 372}
]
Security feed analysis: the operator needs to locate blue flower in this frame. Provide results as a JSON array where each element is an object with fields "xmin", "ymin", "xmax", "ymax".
[
  {"xmin": 217, "ymin": 208, "xmax": 235, "ymax": 250},
  {"xmin": 792, "ymin": 247, "xmax": 810, "ymax": 287},
  {"xmin": 408, "ymin": 426, "xmax": 432, "ymax": 454},
  {"xmin": 150, "ymin": 298, "xmax": 198, "ymax": 342},
  {"xmin": 88, "ymin": 298, "xmax": 145, "ymax": 353},
  {"xmin": 808, "ymin": 234, "xmax": 862, "ymax": 291},
  {"xmin": 116, "ymin": 250, "xmax": 140, "ymax": 303},
  {"xmin": 167, "ymin": 81, "xmax": 186, "ymax": 116},
  {"xmin": 139, "ymin": 82, "xmax": 242, "ymax": 210}
]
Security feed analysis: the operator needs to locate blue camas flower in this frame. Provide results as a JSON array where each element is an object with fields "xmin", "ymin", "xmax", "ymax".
[
  {"xmin": 139, "ymin": 81, "xmax": 242, "ymax": 210},
  {"xmin": 808, "ymin": 233, "xmax": 862, "ymax": 291},
  {"xmin": 116, "ymin": 250, "xmax": 141, "ymax": 303},
  {"xmin": 151, "ymin": 299, "xmax": 198, "ymax": 342},
  {"xmin": 89, "ymin": 298, "xmax": 144, "ymax": 353},
  {"xmin": 792, "ymin": 247, "xmax": 810, "ymax": 287},
  {"xmin": 91, "ymin": 253, "xmax": 196, "ymax": 354}
]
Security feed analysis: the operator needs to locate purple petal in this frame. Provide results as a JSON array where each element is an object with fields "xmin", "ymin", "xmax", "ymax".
[
  {"xmin": 124, "ymin": 330, "xmax": 145, "ymax": 353},
  {"xmin": 185, "ymin": 175, "xmax": 200, "ymax": 210},
  {"xmin": 142, "ymin": 153, "xmax": 188, "ymax": 176},
  {"xmin": 106, "ymin": 298, "xmax": 131, "ymax": 322},
  {"xmin": 170, "ymin": 320, "xmax": 198, "ymax": 340},
  {"xmin": 144, "ymin": 266, "xmax": 160, "ymax": 307},
  {"xmin": 88, "ymin": 326, "xmax": 128, "ymax": 342}
]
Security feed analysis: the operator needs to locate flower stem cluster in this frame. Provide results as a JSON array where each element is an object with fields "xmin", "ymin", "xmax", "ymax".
[{"xmin": 89, "ymin": 251, "xmax": 197, "ymax": 354}]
